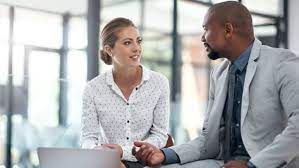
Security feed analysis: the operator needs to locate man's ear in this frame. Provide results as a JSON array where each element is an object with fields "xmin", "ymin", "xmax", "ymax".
[
  {"xmin": 224, "ymin": 22, "xmax": 234, "ymax": 38},
  {"xmin": 104, "ymin": 45, "xmax": 113, "ymax": 56}
]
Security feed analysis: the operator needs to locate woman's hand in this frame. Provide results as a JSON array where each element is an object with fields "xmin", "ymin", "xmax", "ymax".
[
  {"xmin": 120, "ymin": 161, "xmax": 126, "ymax": 168},
  {"xmin": 101, "ymin": 144, "xmax": 123, "ymax": 158}
]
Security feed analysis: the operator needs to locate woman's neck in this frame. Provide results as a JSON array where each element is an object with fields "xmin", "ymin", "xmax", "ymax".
[{"xmin": 112, "ymin": 65, "xmax": 142, "ymax": 87}]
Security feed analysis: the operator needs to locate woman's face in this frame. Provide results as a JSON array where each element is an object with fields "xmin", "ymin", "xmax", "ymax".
[{"xmin": 106, "ymin": 26, "xmax": 142, "ymax": 68}]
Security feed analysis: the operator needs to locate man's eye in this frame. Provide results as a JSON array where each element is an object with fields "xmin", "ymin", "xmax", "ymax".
[{"xmin": 138, "ymin": 39, "xmax": 142, "ymax": 44}]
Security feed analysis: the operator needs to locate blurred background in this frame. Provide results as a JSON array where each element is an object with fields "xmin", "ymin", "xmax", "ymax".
[{"xmin": 0, "ymin": 0, "xmax": 298, "ymax": 167}]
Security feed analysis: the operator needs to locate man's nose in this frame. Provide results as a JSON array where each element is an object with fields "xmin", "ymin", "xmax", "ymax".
[{"xmin": 201, "ymin": 34, "xmax": 206, "ymax": 42}]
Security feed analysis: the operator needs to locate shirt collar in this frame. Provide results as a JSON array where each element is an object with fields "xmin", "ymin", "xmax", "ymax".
[
  {"xmin": 233, "ymin": 43, "xmax": 253, "ymax": 73},
  {"xmin": 106, "ymin": 64, "xmax": 150, "ymax": 86}
]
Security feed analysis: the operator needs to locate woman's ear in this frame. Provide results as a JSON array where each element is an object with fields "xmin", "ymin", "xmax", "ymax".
[{"xmin": 104, "ymin": 45, "xmax": 113, "ymax": 56}]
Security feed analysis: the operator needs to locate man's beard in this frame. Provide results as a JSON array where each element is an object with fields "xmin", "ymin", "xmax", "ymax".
[
  {"xmin": 207, "ymin": 50, "xmax": 221, "ymax": 60},
  {"xmin": 204, "ymin": 43, "xmax": 221, "ymax": 60}
]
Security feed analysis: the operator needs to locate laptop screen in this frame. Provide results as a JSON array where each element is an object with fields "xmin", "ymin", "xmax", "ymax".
[{"xmin": 38, "ymin": 147, "xmax": 120, "ymax": 168}]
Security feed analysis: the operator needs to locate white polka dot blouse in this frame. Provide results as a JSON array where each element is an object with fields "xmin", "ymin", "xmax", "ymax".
[{"xmin": 80, "ymin": 65, "xmax": 170, "ymax": 161}]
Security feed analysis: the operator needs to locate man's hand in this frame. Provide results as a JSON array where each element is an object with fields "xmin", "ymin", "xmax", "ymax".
[
  {"xmin": 222, "ymin": 160, "xmax": 248, "ymax": 168},
  {"xmin": 101, "ymin": 144, "xmax": 123, "ymax": 158},
  {"xmin": 132, "ymin": 141, "xmax": 165, "ymax": 167}
]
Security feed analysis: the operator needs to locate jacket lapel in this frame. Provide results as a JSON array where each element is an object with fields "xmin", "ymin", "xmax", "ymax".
[
  {"xmin": 207, "ymin": 62, "xmax": 230, "ymax": 143},
  {"xmin": 214, "ymin": 66, "xmax": 230, "ymax": 122},
  {"xmin": 241, "ymin": 39, "xmax": 261, "ymax": 127}
]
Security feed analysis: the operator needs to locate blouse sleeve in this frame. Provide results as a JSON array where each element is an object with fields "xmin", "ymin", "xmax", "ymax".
[
  {"xmin": 80, "ymin": 84, "xmax": 108, "ymax": 149},
  {"xmin": 143, "ymin": 75, "xmax": 170, "ymax": 148}
]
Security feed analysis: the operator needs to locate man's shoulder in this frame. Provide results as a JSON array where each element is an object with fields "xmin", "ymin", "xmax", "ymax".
[{"xmin": 259, "ymin": 44, "xmax": 295, "ymax": 60}]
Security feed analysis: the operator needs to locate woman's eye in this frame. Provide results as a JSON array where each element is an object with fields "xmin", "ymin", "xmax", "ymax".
[{"xmin": 124, "ymin": 41, "xmax": 131, "ymax": 45}]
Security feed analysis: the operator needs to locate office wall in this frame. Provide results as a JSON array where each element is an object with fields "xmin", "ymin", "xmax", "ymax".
[{"xmin": 289, "ymin": 0, "xmax": 299, "ymax": 55}]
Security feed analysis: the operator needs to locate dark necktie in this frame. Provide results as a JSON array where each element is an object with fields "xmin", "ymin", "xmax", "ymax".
[{"xmin": 223, "ymin": 64, "xmax": 238, "ymax": 162}]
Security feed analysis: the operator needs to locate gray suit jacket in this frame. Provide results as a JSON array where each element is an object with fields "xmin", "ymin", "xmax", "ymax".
[{"xmin": 171, "ymin": 39, "xmax": 299, "ymax": 168}]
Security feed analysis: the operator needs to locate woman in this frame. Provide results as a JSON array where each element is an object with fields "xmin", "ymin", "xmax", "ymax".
[{"xmin": 80, "ymin": 17, "xmax": 170, "ymax": 168}]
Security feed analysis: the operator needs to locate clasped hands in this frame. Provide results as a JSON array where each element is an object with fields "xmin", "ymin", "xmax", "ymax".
[
  {"xmin": 132, "ymin": 141, "xmax": 248, "ymax": 168},
  {"xmin": 94, "ymin": 142, "xmax": 248, "ymax": 168},
  {"xmin": 132, "ymin": 141, "xmax": 165, "ymax": 167}
]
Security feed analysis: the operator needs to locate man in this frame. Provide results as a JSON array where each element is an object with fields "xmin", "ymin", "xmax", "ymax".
[{"xmin": 133, "ymin": 1, "xmax": 299, "ymax": 168}]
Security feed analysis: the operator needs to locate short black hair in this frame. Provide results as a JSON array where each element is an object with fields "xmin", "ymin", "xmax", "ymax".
[{"xmin": 209, "ymin": 1, "xmax": 254, "ymax": 38}]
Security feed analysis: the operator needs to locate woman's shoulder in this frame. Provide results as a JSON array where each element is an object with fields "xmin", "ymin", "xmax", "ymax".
[
  {"xmin": 85, "ymin": 72, "xmax": 109, "ymax": 90},
  {"xmin": 144, "ymin": 67, "xmax": 169, "ymax": 83}
]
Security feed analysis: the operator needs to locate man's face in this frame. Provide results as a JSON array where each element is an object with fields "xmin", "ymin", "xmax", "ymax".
[{"xmin": 201, "ymin": 11, "xmax": 226, "ymax": 60}]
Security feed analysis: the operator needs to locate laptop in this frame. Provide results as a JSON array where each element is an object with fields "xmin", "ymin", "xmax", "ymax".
[{"xmin": 38, "ymin": 147, "xmax": 120, "ymax": 168}]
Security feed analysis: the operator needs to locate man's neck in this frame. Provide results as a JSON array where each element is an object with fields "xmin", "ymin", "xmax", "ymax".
[{"xmin": 227, "ymin": 39, "xmax": 254, "ymax": 62}]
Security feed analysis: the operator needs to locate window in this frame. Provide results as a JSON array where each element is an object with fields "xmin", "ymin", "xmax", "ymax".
[
  {"xmin": 243, "ymin": 0, "xmax": 282, "ymax": 16},
  {"xmin": 0, "ymin": 5, "xmax": 9, "ymax": 42},
  {"xmin": 27, "ymin": 51, "xmax": 60, "ymax": 127},
  {"xmin": 67, "ymin": 50, "xmax": 87, "ymax": 125},
  {"xmin": 68, "ymin": 17, "xmax": 87, "ymax": 49},
  {"xmin": 14, "ymin": 8, "xmax": 63, "ymax": 48}
]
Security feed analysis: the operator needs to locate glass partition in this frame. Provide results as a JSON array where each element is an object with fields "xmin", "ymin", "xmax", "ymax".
[{"xmin": 0, "ymin": 5, "xmax": 9, "ymax": 166}]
